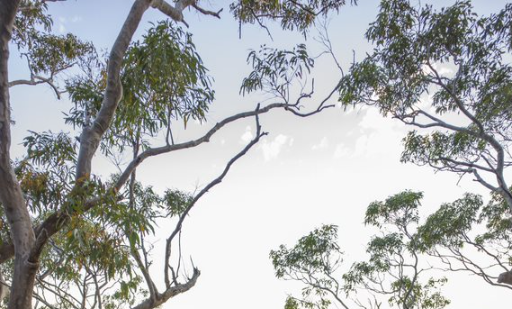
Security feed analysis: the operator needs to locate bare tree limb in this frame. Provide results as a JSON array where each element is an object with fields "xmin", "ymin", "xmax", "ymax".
[{"xmin": 164, "ymin": 107, "xmax": 267, "ymax": 287}]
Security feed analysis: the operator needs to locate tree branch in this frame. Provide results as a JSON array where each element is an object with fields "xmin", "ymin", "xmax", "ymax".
[
  {"xmin": 9, "ymin": 74, "xmax": 63, "ymax": 99},
  {"xmin": 131, "ymin": 268, "xmax": 200, "ymax": 309},
  {"xmin": 164, "ymin": 108, "xmax": 267, "ymax": 286},
  {"xmin": 76, "ymin": 0, "xmax": 151, "ymax": 181}
]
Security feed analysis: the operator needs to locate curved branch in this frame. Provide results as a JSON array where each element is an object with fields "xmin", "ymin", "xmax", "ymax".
[
  {"xmin": 131, "ymin": 268, "xmax": 200, "ymax": 309},
  {"xmin": 76, "ymin": 0, "xmax": 151, "ymax": 180},
  {"xmin": 164, "ymin": 109, "xmax": 267, "ymax": 286},
  {"xmin": 115, "ymin": 102, "xmax": 288, "ymax": 190},
  {"xmin": 9, "ymin": 75, "xmax": 62, "ymax": 99}
]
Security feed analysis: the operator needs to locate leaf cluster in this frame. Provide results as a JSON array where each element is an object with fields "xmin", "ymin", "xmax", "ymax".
[
  {"xmin": 241, "ymin": 44, "xmax": 314, "ymax": 97},
  {"xmin": 66, "ymin": 21, "xmax": 214, "ymax": 154},
  {"xmin": 338, "ymin": 0, "xmax": 512, "ymax": 186},
  {"xmin": 230, "ymin": 0, "xmax": 357, "ymax": 33},
  {"xmin": 13, "ymin": 1, "xmax": 96, "ymax": 79}
]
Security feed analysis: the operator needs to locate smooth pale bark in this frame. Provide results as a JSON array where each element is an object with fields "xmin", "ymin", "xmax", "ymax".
[
  {"xmin": 0, "ymin": 1, "xmax": 40, "ymax": 308},
  {"xmin": 0, "ymin": 1, "xmax": 154, "ymax": 308},
  {"xmin": 76, "ymin": 0, "xmax": 152, "ymax": 180},
  {"xmin": 0, "ymin": 0, "xmax": 335, "ymax": 307},
  {"xmin": 131, "ymin": 269, "xmax": 200, "ymax": 309},
  {"xmin": 30, "ymin": 0, "xmax": 153, "ymax": 256}
]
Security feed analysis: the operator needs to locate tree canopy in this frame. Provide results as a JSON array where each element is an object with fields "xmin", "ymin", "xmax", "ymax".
[
  {"xmin": 0, "ymin": 0, "xmax": 510, "ymax": 308},
  {"xmin": 272, "ymin": 1, "xmax": 512, "ymax": 308},
  {"xmin": 339, "ymin": 0, "xmax": 512, "ymax": 210},
  {"xmin": 0, "ymin": 0, "xmax": 351, "ymax": 308}
]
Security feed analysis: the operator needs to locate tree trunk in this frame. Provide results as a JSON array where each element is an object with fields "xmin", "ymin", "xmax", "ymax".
[{"xmin": 0, "ymin": 1, "xmax": 41, "ymax": 308}]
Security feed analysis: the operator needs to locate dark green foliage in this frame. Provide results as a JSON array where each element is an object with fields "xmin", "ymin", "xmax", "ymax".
[
  {"xmin": 272, "ymin": 192, "xmax": 455, "ymax": 309},
  {"xmin": 120, "ymin": 21, "xmax": 214, "ymax": 129},
  {"xmin": 338, "ymin": 0, "xmax": 512, "ymax": 208},
  {"xmin": 270, "ymin": 225, "xmax": 343, "ymax": 309},
  {"xmin": 163, "ymin": 189, "xmax": 193, "ymax": 217},
  {"xmin": 7, "ymin": 7, "xmax": 212, "ymax": 308},
  {"xmin": 343, "ymin": 191, "xmax": 450, "ymax": 309},
  {"xmin": 4, "ymin": 0, "xmax": 360, "ymax": 308},
  {"xmin": 414, "ymin": 192, "xmax": 512, "ymax": 283},
  {"xmin": 416, "ymin": 193, "xmax": 482, "ymax": 249},
  {"xmin": 365, "ymin": 190, "xmax": 422, "ymax": 228},
  {"xmin": 271, "ymin": 225, "xmax": 341, "ymax": 279},
  {"xmin": 231, "ymin": 0, "xmax": 357, "ymax": 33},
  {"xmin": 66, "ymin": 21, "xmax": 214, "ymax": 154},
  {"xmin": 241, "ymin": 44, "xmax": 314, "ymax": 97}
]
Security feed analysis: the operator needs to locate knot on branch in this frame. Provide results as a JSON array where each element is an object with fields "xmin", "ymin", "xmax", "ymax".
[
  {"xmin": 498, "ymin": 270, "xmax": 512, "ymax": 285},
  {"xmin": 151, "ymin": 0, "xmax": 185, "ymax": 23}
]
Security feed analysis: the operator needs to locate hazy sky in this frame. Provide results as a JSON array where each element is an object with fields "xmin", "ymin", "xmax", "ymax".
[{"xmin": 7, "ymin": 0, "xmax": 511, "ymax": 308}]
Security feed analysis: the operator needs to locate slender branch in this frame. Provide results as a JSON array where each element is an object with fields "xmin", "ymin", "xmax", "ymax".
[
  {"xmin": 130, "ymin": 269, "xmax": 200, "ymax": 309},
  {"xmin": 191, "ymin": 4, "xmax": 222, "ymax": 18},
  {"xmin": 150, "ymin": 0, "xmax": 195, "ymax": 27},
  {"xmin": 164, "ymin": 108, "xmax": 268, "ymax": 286},
  {"xmin": 115, "ymin": 103, "xmax": 290, "ymax": 190}
]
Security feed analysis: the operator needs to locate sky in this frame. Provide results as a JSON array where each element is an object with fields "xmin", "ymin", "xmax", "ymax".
[{"xmin": 7, "ymin": 0, "xmax": 512, "ymax": 308}]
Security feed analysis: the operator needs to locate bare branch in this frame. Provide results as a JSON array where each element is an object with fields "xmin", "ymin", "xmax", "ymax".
[
  {"xmin": 131, "ymin": 268, "xmax": 200, "ymax": 309},
  {"xmin": 151, "ymin": 0, "xmax": 195, "ymax": 27},
  {"xmin": 192, "ymin": 3, "xmax": 222, "ymax": 18},
  {"xmin": 164, "ymin": 107, "xmax": 268, "ymax": 286},
  {"xmin": 115, "ymin": 103, "xmax": 285, "ymax": 190}
]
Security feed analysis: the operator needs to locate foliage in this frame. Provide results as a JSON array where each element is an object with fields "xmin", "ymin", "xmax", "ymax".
[
  {"xmin": 12, "ymin": 1, "xmax": 96, "ymax": 85},
  {"xmin": 241, "ymin": 43, "xmax": 314, "ymax": 97},
  {"xmin": 1, "ymin": 0, "xmax": 351, "ymax": 307},
  {"xmin": 273, "ymin": 186, "xmax": 512, "ymax": 309},
  {"xmin": 66, "ymin": 20, "xmax": 214, "ymax": 154},
  {"xmin": 231, "ymin": 0, "xmax": 357, "ymax": 33},
  {"xmin": 344, "ymin": 191, "xmax": 450, "ymax": 309},
  {"xmin": 272, "ymin": 191, "xmax": 454, "ymax": 309},
  {"xmin": 4, "ymin": 2, "xmax": 217, "ymax": 308},
  {"xmin": 6, "ymin": 127, "xmax": 195, "ymax": 308},
  {"xmin": 415, "ymin": 192, "xmax": 512, "ymax": 288},
  {"xmin": 338, "ymin": 0, "xmax": 512, "ymax": 210},
  {"xmin": 270, "ymin": 225, "xmax": 345, "ymax": 309}
]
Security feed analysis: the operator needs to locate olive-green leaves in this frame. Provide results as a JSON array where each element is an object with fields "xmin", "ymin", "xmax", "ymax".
[
  {"xmin": 241, "ymin": 44, "xmax": 314, "ymax": 97},
  {"xmin": 120, "ymin": 20, "xmax": 214, "ymax": 129},
  {"xmin": 365, "ymin": 190, "xmax": 423, "ymax": 228},
  {"xmin": 338, "ymin": 1, "xmax": 512, "ymax": 192},
  {"xmin": 273, "ymin": 191, "xmax": 459, "ymax": 309},
  {"xmin": 416, "ymin": 193, "xmax": 482, "ymax": 249},
  {"xmin": 66, "ymin": 21, "xmax": 214, "ymax": 154},
  {"xmin": 270, "ymin": 225, "xmax": 342, "ymax": 309},
  {"xmin": 271, "ymin": 225, "xmax": 341, "ymax": 279},
  {"xmin": 27, "ymin": 33, "xmax": 95, "ymax": 75},
  {"xmin": 14, "ymin": 1, "xmax": 96, "ymax": 79},
  {"xmin": 231, "ymin": 0, "xmax": 357, "ymax": 33}
]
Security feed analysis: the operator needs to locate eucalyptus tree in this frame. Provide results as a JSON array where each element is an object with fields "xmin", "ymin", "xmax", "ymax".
[
  {"xmin": 272, "ymin": 189, "xmax": 512, "ymax": 309},
  {"xmin": 416, "ymin": 191, "xmax": 512, "ymax": 289},
  {"xmin": 338, "ymin": 0, "xmax": 512, "ymax": 284},
  {"xmin": 270, "ymin": 225, "xmax": 348, "ymax": 309},
  {"xmin": 339, "ymin": 1, "xmax": 512, "ymax": 212},
  {"xmin": 0, "ymin": 0, "xmax": 356, "ymax": 308},
  {"xmin": 343, "ymin": 191, "xmax": 450, "ymax": 309},
  {"xmin": 271, "ymin": 192, "xmax": 450, "ymax": 309}
]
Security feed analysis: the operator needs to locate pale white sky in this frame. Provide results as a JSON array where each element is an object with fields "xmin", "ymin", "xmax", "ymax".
[{"xmin": 7, "ymin": 0, "xmax": 511, "ymax": 308}]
